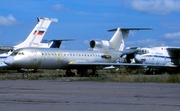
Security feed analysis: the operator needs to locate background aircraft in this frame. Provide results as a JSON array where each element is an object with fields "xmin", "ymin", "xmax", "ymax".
[
  {"xmin": 0, "ymin": 17, "xmax": 58, "ymax": 68},
  {"xmin": 4, "ymin": 27, "xmax": 151, "ymax": 76},
  {"xmin": 120, "ymin": 46, "xmax": 180, "ymax": 74}
]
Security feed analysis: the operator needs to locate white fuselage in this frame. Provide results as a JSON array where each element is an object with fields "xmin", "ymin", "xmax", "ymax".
[
  {"xmin": 5, "ymin": 48, "xmax": 121, "ymax": 69},
  {"xmin": 134, "ymin": 46, "xmax": 179, "ymax": 66}
]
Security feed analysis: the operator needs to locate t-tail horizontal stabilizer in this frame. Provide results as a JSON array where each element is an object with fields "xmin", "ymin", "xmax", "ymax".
[
  {"xmin": 108, "ymin": 28, "xmax": 152, "ymax": 32},
  {"xmin": 49, "ymin": 39, "xmax": 75, "ymax": 48},
  {"xmin": 108, "ymin": 27, "xmax": 152, "ymax": 52}
]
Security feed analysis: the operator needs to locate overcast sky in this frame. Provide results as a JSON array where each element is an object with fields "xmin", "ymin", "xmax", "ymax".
[{"xmin": 1, "ymin": 0, "xmax": 180, "ymax": 49}]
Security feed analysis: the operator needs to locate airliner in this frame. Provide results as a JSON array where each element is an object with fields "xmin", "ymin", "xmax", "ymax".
[
  {"xmin": 121, "ymin": 46, "xmax": 180, "ymax": 74},
  {"xmin": 0, "ymin": 17, "xmax": 58, "ymax": 68},
  {"xmin": 4, "ymin": 27, "xmax": 151, "ymax": 76}
]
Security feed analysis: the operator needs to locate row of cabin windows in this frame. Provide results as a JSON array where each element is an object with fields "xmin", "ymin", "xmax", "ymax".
[{"xmin": 41, "ymin": 53, "xmax": 101, "ymax": 57}]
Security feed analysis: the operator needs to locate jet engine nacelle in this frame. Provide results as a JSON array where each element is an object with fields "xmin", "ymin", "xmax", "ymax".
[{"xmin": 90, "ymin": 40, "xmax": 110, "ymax": 49}]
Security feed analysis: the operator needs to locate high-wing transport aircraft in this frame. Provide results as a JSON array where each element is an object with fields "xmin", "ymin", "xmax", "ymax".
[
  {"xmin": 121, "ymin": 46, "xmax": 180, "ymax": 74},
  {"xmin": 4, "ymin": 27, "xmax": 151, "ymax": 76},
  {"xmin": 0, "ymin": 17, "xmax": 58, "ymax": 68}
]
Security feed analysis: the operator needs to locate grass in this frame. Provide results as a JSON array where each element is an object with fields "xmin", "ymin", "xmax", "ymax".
[{"xmin": 0, "ymin": 69, "xmax": 180, "ymax": 83}]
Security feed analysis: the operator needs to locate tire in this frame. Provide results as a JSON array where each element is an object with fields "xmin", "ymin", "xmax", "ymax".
[{"xmin": 23, "ymin": 73, "xmax": 28, "ymax": 78}]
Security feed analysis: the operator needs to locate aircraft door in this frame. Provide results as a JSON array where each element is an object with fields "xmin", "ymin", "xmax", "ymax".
[
  {"xmin": 56, "ymin": 52, "xmax": 64, "ymax": 62},
  {"xmin": 56, "ymin": 52, "xmax": 67, "ymax": 67}
]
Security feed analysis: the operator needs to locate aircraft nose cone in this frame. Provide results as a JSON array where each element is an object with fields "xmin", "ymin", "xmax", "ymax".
[
  {"xmin": 134, "ymin": 54, "xmax": 141, "ymax": 63},
  {"xmin": 4, "ymin": 56, "xmax": 14, "ymax": 66}
]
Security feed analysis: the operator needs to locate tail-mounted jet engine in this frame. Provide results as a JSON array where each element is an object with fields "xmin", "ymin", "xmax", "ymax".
[{"xmin": 90, "ymin": 40, "xmax": 110, "ymax": 49}]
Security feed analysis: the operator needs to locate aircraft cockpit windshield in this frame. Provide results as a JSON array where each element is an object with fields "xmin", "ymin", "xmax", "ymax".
[
  {"xmin": 10, "ymin": 51, "xmax": 24, "ymax": 56},
  {"xmin": 137, "ymin": 49, "xmax": 149, "ymax": 55},
  {"xmin": 18, "ymin": 52, "xmax": 24, "ymax": 55}
]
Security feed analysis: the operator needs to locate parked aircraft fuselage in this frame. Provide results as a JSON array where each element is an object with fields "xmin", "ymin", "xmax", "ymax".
[{"xmin": 5, "ymin": 48, "xmax": 121, "ymax": 69}]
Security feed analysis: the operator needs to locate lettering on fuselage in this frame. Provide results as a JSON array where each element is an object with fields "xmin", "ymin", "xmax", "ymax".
[{"xmin": 155, "ymin": 52, "xmax": 163, "ymax": 55}]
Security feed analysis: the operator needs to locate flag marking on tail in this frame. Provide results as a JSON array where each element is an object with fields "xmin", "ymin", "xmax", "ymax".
[{"xmin": 33, "ymin": 30, "xmax": 45, "ymax": 35}]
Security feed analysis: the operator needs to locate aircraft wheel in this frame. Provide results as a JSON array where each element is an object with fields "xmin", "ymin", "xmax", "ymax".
[{"xmin": 22, "ymin": 73, "xmax": 28, "ymax": 78}]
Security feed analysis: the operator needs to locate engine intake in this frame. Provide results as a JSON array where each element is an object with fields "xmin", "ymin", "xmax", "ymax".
[{"xmin": 90, "ymin": 40, "xmax": 110, "ymax": 49}]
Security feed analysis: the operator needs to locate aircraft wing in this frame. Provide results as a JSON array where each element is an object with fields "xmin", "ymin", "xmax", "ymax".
[
  {"xmin": 166, "ymin": 46, "xmax": 180, "ymax": 52},
  {"xmin": 68, "ymin": 61, "xmax": 178, "ymax": 69}
]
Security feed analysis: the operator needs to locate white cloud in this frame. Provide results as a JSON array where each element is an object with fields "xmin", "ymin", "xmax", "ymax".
[
  {"xmin": 0, "ymin": 15, "xmax": 17, "ymax": 26},
  {"xmin": 161, "ymin": 22, "xmax": 180, "ymax": 29},
  {"xmin": 131, "ymin": 0, "xmax": 180, "ymax": 15},
  {"xmin": 164, "ymin": 32, "xmax": 180, "ymax": 39},
  {"xmin": 51, "ymin": 4, "xmax": 69, "ymax": 12}
]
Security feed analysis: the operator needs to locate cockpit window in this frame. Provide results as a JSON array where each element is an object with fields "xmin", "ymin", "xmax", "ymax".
[
  {"xmin": 10, "ymin": 51, "xmax": 18, "ymax": 56},
  {"xmin": 18, "ymin": 52, "xmax": 24, "ymax": 55},
  {"xmin": 137, "ymin": 49, "xmax": 149, "ymax": 55},
  {"xmin": 10, "ymin": 51, "xmax": 24, "ymax": 56}
]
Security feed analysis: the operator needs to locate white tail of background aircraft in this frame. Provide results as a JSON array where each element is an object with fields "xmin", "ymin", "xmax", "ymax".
[
  {"xmin": 90, "ymin": 28, "xmax": 151, "ymax": 52},
  {"xmin": 108, "ymin": 28, "xmax": 129, "ymax": 51},
  {"xmin": 14, "ymin": 17, "xmax": 58, "ymax": 49},
  {"xmin": 0, "ymin": 17, "xmax": 58, "ymax": 68}
]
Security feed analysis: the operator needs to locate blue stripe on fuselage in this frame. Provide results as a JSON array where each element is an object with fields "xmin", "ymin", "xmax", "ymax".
[
  {"xmin": 0, "ymin": 56, "xmax": 8, "ymax": 59},
  {"xmin": 143, "ymin": 55, "xmax": 176, "ymax": 59}
]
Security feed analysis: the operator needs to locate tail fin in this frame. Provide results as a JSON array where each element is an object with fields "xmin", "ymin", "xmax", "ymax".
[
  {"xmin": 108, "ymin": 28, "xmax": 152, "ymax": 51},
  {"xmin": 14, "ymin": 17, "xmax": 58, "ymax": 49}
]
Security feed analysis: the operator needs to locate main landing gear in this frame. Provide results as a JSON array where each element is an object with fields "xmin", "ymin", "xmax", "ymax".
[{"xmin": 65, "ymin": 68, "xmax": 98, "ymax": 77}]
